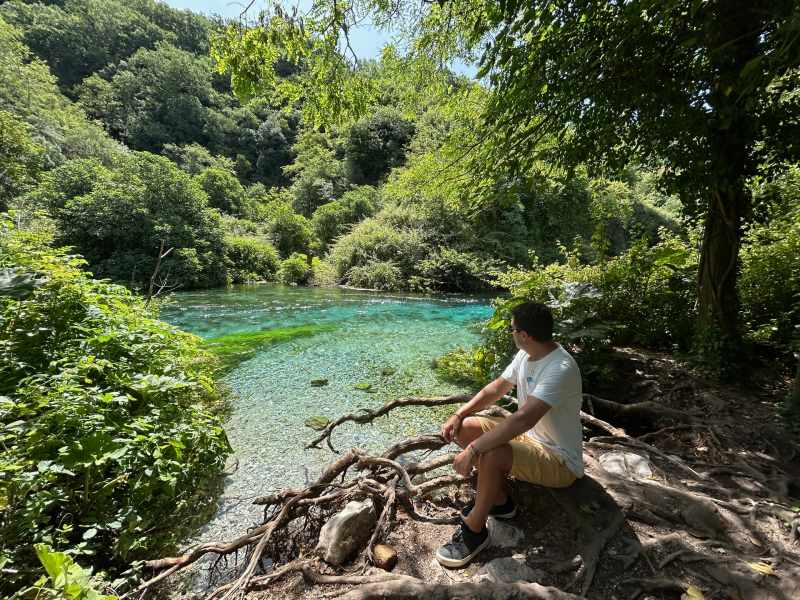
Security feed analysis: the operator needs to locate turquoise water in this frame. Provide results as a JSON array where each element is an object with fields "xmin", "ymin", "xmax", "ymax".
[{"xmin": 160, "ymin": 284, "xmax": 493, "ymax": 543}]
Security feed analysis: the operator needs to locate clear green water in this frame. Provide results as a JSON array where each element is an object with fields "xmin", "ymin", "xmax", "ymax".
[{"xmin": 160, "ymin": 284, "xmax": 493, "ymax": 543}]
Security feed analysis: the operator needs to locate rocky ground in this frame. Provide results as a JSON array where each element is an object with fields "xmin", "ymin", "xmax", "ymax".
[{"xmin": 145, "ymin": 347, "xmax": 800, "ymax": 600}]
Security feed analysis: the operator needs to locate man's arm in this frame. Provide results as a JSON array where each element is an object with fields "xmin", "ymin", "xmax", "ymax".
[{"xmin": 441, "ymin": 377, "xmax": 514, "ymax": 442}]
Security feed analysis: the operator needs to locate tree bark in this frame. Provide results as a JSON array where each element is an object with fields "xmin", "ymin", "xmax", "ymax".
[
  {"xmin": 695, "ymin": 0, "xmax": 763, "ymax": 364},
  {"xmin": 696, "ymin": 183, "xmax": 747, "ymax": 345}
]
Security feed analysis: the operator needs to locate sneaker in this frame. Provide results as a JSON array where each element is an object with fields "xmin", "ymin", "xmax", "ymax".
[
  {"xmin": 435, "ymin": 519, "xmax": 490, "ymax": 568},
  {"xmin": 460, "ymin": 495, "xmax": 517, "ymax": 520}
]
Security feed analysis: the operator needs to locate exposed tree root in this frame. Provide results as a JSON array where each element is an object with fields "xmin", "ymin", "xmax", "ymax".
[
  {"xmin": 306, "ymin": 394, "xmax": 470, "ymax": 452},
  {"xmin": 583, "ymin": 393, "xmax": 697, "ymax": 425},
  {"xmin": 133, "ymin": 388, "xmax": 800, "ymax": 600},
  {"xmin": 337, "ymin": 579, "xmax": 588, "ymax": 600}
]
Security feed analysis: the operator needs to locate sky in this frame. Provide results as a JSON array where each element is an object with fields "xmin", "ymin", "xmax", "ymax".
[{"xmin": 160, "ymin": 0, "xmax": 476, "ymax": 77}]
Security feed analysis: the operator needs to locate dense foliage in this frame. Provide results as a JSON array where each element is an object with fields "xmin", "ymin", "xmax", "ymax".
[{"xmin": 0, "ymin": 216, "xmax": 230, "ymax": 594}]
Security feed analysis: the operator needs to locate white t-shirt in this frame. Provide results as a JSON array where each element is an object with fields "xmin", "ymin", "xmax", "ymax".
[{"xmin": 501, "ymin": 345, "xmax": 584, "ymax": 477}]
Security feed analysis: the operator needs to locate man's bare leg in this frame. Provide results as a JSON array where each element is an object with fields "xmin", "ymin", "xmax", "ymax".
[
  {"xmin": 455, "ymin": 418, "xmax": 513, "ymax": 530},
  {"xmin": 463, "ymin": 444, "xmax": 513, "ymax": 532}
]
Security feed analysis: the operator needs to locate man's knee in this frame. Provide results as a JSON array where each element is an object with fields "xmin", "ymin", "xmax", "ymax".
[
  {"xmin": 454, "ymin": 416, "xmax": 484, "ymax": 448},
  {"xmin": 479, "ymin": 445, "xmax": 513, "ymax": 472}
]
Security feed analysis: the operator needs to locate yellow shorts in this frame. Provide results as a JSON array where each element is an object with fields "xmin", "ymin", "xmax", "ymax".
[{"xmin": 473, "ymin": 416, "xmax": 577, "ymax": 488}]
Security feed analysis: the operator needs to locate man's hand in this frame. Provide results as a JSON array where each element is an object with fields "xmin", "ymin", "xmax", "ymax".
[
  {"xmin": 453, "ymin": 447, "xmax": 477, "ymax": 477},
  {"xmin": 441, "ymin": 413, "xmax": 462, "ymax": 443}
]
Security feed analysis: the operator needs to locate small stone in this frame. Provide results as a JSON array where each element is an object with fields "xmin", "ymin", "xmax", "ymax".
[
  {"xmin": 316, "ymin": 500, "xmax": 376, "ymax": 566},
  {"xmin": 380, "ymin": 367, "xmax": 396, "ymax": 376},
  {"xmin": 354, "ymin": 382, "xmax": 372, "ymax": 391},
  {"xmin": 372, "ymin": 544, "xmax": 397, "ymax": 570},
  {"xmin": 310, "ymin": 378, "xmax": 329, "ymax": 386},
  {"xmin": 304, "ymin": 415, "xmax": 330, "ymax": 430},
  {"xmin": 487, "ymin": 519, "xmax": 525, "ymax": 548}
]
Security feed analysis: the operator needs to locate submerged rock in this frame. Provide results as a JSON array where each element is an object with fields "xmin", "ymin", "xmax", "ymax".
[
  {"xmin": 310, "ymin": 378, "xmax": 329, "ymax": 387},
  {"xmin": 316, "ymin": 499, "xmax": 376, "ymax": 565},
  {"xmin": 380, "ymin": 367, "xmax": 396, "ymax": 376},
  {"xmin": 304, "ymin": 415, "xmax": 331, "ymax": 430},
  {"xmin": 353, "ymin": 382, "xmax": 372, "ymax": 391}
]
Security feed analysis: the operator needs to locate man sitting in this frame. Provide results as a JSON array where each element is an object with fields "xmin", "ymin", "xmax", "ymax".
[{"xmin": 436, "ymin": 301, "xmax": 584, "ymax": 568}]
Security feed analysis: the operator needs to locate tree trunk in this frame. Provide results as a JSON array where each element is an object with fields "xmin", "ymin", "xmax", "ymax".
[
  {"xmin": 696, "ymin": 0, "xmax": 763, "ymax": 368},
  {"xmin": 695, "ymin": 183, "xmax": 747, "ymax": 351}
]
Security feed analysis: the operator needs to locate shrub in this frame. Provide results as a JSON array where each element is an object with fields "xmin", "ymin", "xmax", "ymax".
[
  {"xmin": 225, "ymin": 235, "xmax": 280, "ymax": 283},
  {"xmin": 0, "ymin": 216, "xmax": 230, "ymax": 595},
  {"xmin": 277, "ymin": 252, "xmax": 312, "ymax": 285},
  {"xmin": 415, "ymin": 248, "xmax": 498, "ymax": 292},
  {"xmin": 739, "ymin": 205, "xmax": 800, "ymax": 346},
  {"xmin": 0, "ymin": 110, "xmax": 42, "ymax": 211},
  {"xmin": 309, "ymin": 257, "xmax": 338, "ymax": 287},
  {"xmin": 194, "ymin": 167, "xmax": 248, "ymax": 216},
  {"xmin": 262, "ymin": 200, "xmax": 315, "ymax": 257},
  {"xmin": 328, "ymin": 219, "xmax": 427, "ymax": 287},
  {"xmin": 433, "ymin": 347, "xmax": 492, "ymax": 390},
  {"xmin": 345, "ymin": 260, "xmax": 402, "ymax": 290},
  {"xmin": 311, "ymin": 186, "xmax": 380, "ymax": 249}
]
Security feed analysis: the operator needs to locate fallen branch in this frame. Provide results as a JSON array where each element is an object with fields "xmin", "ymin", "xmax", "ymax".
[{"xmin": 306, "ymin": 394, "xmax": 469, "ymax": 452}]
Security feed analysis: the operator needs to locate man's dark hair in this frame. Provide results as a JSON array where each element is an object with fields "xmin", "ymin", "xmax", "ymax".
[{"xmin": 511, "ymin": 302, "xmax": 554, "ymax": 342}]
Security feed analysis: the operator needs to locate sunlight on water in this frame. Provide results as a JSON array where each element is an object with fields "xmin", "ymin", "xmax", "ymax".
[{"xmin": 160, "ymin": 284, "xmax": 493, "ymax": 546}]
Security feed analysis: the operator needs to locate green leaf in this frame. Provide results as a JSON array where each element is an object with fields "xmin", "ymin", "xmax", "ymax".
[{"xmin": 35, "ymin": 543, "xmax": 69, "ymax": 582}]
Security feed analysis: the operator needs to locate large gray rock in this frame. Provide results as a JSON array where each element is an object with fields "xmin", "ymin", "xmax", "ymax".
[
  {"xmin": 474, "ymin": 554, "xmax": 544, "ymax": 584},
  {"xmin": 316, "ymin": 499, "xmax": 376, "ymax": 565},
  {"xmin": 488, "ymin": 518, "xmax": 525, "ymax": 548},
  {"xmin": 599, "ymin": 451, "xmax": 653, "ymax": 479}
]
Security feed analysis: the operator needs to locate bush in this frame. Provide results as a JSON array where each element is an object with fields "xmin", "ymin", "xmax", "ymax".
[
  {"xmin": 328, "ymin": 219, "xmax": 427, "ymax": 287},
  {"xmin": 311, "ymin": 186, "xmax": 380, "ymax": 249},
  {"xmin": 225, "ymin": 235, "xmax": 280, "ymax": 283},
  {"xmin": 739, "ymin": 176, "xmax": 800, "ymax": 346},
  {"xmin": 277, "ymin": 252, "xmax": 312, "ymax": 285},
  {"xmin": 21, "ymin": 158, "xmax": 109, "ymax": 213},
  {"xmin": 0, "ymin": 216, "xmax": 230, "ymax": 595},
  {"xmin": 0, "ymin": 110, "xmax": 42, "ymax": 211},
  {"xmin": 415, "ymin": 248, "xmax": 498, "ymax": 292},
  {"xmin": 433, "ymin": 347, "xmax": 492, "ymax": 390},
  {"xmin": 262, "ymin": 200, "xmax": 315, "ymax": 257},
  {"xmin": 345, "ymin": 260, "xmax": 402, "ymax": 290},
  {"xmin": 309, "ymin": 257, "xmax": 338, "ymax": 287},
  {"xmin": 194, "ymin": 167, "xmax": 248, "ymax": 216}
]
